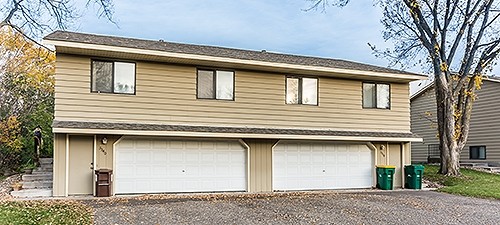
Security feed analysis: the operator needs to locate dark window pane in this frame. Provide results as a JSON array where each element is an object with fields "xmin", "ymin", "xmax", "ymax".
[
  {"xmin": 470, "ymin": 146, "xmax": 487, "ymax": 159},
  {"xmin": 92, "ymin": 61, "xmax": 113, "ymax": 93},
  {"xmin": 216, "ymin": 71, "xmax": 234, "ymax": 100},
  {"xmin": 197, "ymin": 70, "xmax": 214, "ymax": 98},
  {"xmin": 376, "ymin": 84, "xmax": 390, "ymax": 109},
  {"xmin": 363, "ymin": 83, "xmax": 376, "ymax": 108},
  {"xmin": 114, "ymin": 62, "xmax": 135, "ymax": 94},
  {"xmin": 286, "ymin": 78, "xmax": 299, "ymax": 104},
  {"xmin": 302, "ymin": 78, "xmax": 318, "ymax": 105},
  {"xmin": 478, "ymin": 147, "xmax": 486, "ymax": 159}
]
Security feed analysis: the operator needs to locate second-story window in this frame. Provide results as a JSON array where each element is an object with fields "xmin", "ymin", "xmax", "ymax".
[
  {"xmin": 91, "ymin": 60, "xmax": 136, "ymax": 94},
  {"xmin": 363, "ymin": 82, "xmax": 390, "ymax": 109},
  {"xmin": 197, "ymin": 69, "xmax": 234, "ymax": 100},
  {"xmin": 286, "ymin": 76, "xmax": 318, "ymax": 105}
]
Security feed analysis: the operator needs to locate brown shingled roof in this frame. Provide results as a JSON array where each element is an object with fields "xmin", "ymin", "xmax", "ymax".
[
  {"xmin": 44, "ymin": 31, "xmax": 422, "ymax": 76},
  {"xmin": 53, "ymin": 121, "xmax": 420, "ymax": 139}
]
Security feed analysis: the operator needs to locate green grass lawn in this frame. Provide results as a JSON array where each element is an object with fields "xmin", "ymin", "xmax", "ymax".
[
  {"xmin": 0, "ymin": 200, "xmax": 93, "ymax": 225},
  {"xmin": 424, "ymin": 165, "xmax": 500, "ymax": 199}
]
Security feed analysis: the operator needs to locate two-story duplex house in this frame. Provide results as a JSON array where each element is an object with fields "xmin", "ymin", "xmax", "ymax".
[{"xmin": 43, "ymin": 31, "xmax": 425, "ymax": 197}]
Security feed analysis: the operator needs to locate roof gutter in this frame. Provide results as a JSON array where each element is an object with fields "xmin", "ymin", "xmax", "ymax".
[{"xmin": 43, "ymin": 39, "xmax": 427, "ymax": 82}]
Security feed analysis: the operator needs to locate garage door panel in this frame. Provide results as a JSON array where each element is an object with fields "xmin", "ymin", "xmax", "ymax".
[
  {"xmin": 185, "ymin": 141, "xmax": 200, "ymax": 149},
  {"xmin": 115, "ymin": 138, "xmax": 246, "ymax": 194},
  {"xmin": 274, "ymin": 141, "xmax": 373, "ymax": 191}
]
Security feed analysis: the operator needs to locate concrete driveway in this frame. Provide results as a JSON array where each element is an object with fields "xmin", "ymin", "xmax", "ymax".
[{"xmin": 83, "ymin": 190, "xmax": 500, "ymax": 225}]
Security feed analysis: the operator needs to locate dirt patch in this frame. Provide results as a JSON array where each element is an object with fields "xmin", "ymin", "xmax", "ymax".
[{"xmin": 422, "ymin": 178, "xmax": 443, "ymax": 189}]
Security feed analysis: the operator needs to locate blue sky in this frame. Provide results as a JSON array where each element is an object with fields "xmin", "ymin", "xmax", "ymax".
[{"xmin": 71, "ymin": 0, "xmax": 429, "ymax": 92}]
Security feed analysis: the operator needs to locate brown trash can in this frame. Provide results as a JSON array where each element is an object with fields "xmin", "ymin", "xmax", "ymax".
[{"xmin": 95, "ymin": 169, "xmax": 112, "ymax": 197}]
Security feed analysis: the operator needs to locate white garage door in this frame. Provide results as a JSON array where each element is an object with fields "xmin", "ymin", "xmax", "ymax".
[
  {"xmin": 274, "ymin": 141, "xmax": 373, "ymax": 191},
  {"xmin": 115, "ymin": 138, "xmax": 246, "ymax": 194}
]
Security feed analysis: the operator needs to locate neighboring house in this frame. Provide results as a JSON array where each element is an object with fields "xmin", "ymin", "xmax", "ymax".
[
  {"xmin": 43, "ymin": 31, "xmax": 425, "ymax": 197},
  {"xmin": 411, "ymin": 78, "xmax": 500, "ymax": 165}
]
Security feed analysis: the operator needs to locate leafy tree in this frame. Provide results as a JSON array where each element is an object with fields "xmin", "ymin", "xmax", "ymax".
[
  {"xmin": 308, "ymin": 0, "xmax": 500, "ymax": 175},
  {"xmin": 0, "ymin": 0, "xmax": 115, "ymax": 173},
  {"xmin": 0, "ymin": 27, "xmax": 54, "ymax": 173}
]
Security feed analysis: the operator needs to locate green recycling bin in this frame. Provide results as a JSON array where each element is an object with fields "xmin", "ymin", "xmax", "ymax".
[
  {"xmin": 404, "ymin": 165, "xmax": 425, "ymax": 189},
  {"xmin": 376, "ymin": 165, "xmax": 396, "ymax": 190}
]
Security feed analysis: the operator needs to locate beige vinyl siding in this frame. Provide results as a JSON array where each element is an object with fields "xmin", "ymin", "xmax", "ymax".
[
  {"xmin": 411, "ymin": 81, "xmax": 500, "ymax": 163},
  {"xmin": 53, "ymin": 133, "xmax": 67, "ymax": 197},
  {"xmin": 95, "ymin": 135, "xmax": 121, "ymax": 170},
  {"xmin": 54, "ymin": 54, "xmax": 410, "ymax": 132},
  {"xmin": 244, "ymin": 139, "xmax": 277, "ymax": 192}
]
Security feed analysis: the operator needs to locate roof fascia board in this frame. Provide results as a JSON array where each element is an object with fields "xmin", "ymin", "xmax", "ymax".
[
  {"xmin": 52, "ymin": 127, "xmax": 423, "ymax": 142},
  {"xmin": 410, "ymin": 77, "xmax": 499, "ymax": 101},
  {"xmin": 44, "ymin": 39, "xmax": 427, "ymax": 81}
]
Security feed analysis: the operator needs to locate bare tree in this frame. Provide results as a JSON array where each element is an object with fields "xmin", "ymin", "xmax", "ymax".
[
  {"xmin": 1, "ymin": 0, "xmax": 114, "ymax": 42},
  {"xmin": 309, "ymin": 0, "xmax": 500, "ymax": 175}
]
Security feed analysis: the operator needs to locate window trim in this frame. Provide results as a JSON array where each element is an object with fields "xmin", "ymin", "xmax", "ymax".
[
  {"xmin": 285, "ymin": 75, "xmax": 319, "ymax": 106},
  {"xmin": 90, "ymin": 58, "xmax": 137, "ymax": 95},
  {"xmin": 196, "ymin": 68, "xmax": 235, "ymax": 101},
  {"xmin": 469, "ymin": 145, "xmax": 487, "ymax": 160},
  {"xmin": 362, "ymin": 82, "xmax": 391, "ymax": 110}
]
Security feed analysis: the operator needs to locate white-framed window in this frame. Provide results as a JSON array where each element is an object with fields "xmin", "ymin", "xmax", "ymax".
[
  {"xmin": 286, "ymin": 76, "xmax": 318, "ymax": 105},
  {"xmin": 363, "ymin": 82, "xmax": 390, "ymax": 109},
  {"xmin": 91, "ymin": 60, "xmax": 136, "ymax": 94},
  {"xmin": 197, "ymin": 69, "xmax": 234, "ymax": 100}
]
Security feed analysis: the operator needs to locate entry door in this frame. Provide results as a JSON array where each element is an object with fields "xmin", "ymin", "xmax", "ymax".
[
  {"xmin": 68, "ymin": 136, "xmax": 94, "ymax": 195},
  {"xmin": 388, "ymin": 144, "xmax": 402, "ymax": 187}
]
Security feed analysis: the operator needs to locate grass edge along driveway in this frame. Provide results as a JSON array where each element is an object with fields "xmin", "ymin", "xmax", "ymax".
[
  {"xmin": 424, "ymin": 165, "xmax": 500, "ymax": 199},
  {"xmin": 0, "ymin": 200, "xmax": 93, "ymax": 225}
]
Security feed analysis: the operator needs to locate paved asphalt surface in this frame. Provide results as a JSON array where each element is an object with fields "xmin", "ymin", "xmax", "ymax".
[{"xmin": 83, "ymin": 190, "xmax": 500, "ymax": 225}]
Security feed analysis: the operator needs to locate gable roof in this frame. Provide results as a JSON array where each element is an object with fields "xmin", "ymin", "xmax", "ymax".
[
  {"xmin": 410, "ymin": 77, "xmax": 500, "ymax": 101},
  {"xmin": 43, "ymin": 31, "xmax": 426, "ymax": 81}
]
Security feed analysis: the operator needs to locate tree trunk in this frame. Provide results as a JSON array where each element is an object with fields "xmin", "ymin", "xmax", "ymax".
[
  {"xmin": 435, "ymin": 72, "xmax": 461, "ymax": 176},
  {"xmin": 439, "ymin": 143, "xmax": 461, "ymax": 175}
]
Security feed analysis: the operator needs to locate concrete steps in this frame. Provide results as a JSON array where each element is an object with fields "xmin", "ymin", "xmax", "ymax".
[
  {"xmin": 39, "ymin": 158, "xmax": 53, "ymax": 164},
  {"xmin": 477, "ymin": 166, "xmax": 500, "ymax": 173},
  {"xmin": 11, "ymin": 158, "xmax": 53, "ymax": 198},
  {"xmin": 460, "ymin": 163, "xmax": 489, "ymax": 167},
  {"xmin": 21, "ymin": 180, "xmax": 53, "ymax": 189},
  {"xmin": 33, "ymin": 167, "xmax": 53, "ymax": 173},
  {"xmin": 22, "ymin": 173, "xmax": 52, "ymax": 182},
  {"xmin": 11, "ymin": 189, "xmax": 52, "ymax": 198}
]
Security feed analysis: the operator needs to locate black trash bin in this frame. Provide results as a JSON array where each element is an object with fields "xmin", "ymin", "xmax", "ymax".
[{"xmin": 95, "ymin": 169, "xmax": 112, "ymax": 197}]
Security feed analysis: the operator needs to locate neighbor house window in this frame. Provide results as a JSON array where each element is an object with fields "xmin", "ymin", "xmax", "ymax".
[
  {"xmin": 469, "ymin": 146, "xmax": 486, "ymax": 160},
  {"xmin": 197, "ymin": 69, "xmax": 234, "ymax": 100},
  {"xmin": 91, "ymin": 60, "xmax": 136, "ymax": 94},
  {"xmin": 286, "ymin": 77, "xmax": 318, "ymax": 105},
  {"xmin": 363, "ymin": 82, "xmax": 390, "ymax": 109}
]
